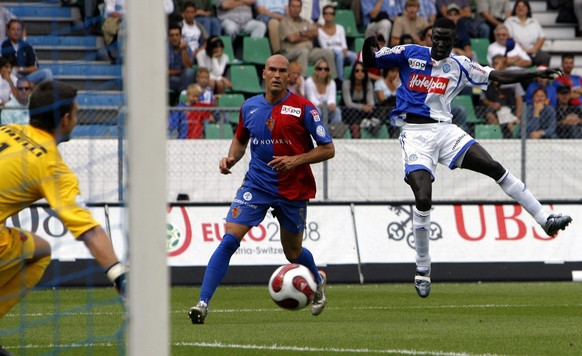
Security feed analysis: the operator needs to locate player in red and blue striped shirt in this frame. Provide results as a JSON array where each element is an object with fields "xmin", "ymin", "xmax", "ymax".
[{"xmin": 189, "ymin": 54, "xmax": 335, "ymax": 324}]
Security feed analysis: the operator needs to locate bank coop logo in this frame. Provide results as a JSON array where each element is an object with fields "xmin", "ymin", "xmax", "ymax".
[
  {"xmin": 407, "ymin": 73, "xmax": 448, "ymax": 94},
  {"xmin": 386, "ymin": 205, "xmax": 442, "ymax": 249},
  {"xmin": 166, "ymin": 206, "xmax": 192, "ymax": 257}
]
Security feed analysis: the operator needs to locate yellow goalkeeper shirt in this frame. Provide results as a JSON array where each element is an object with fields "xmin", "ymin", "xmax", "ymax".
[{"xmin": 0, "ymin": 124, "xmax": 99, "ymax": 241}]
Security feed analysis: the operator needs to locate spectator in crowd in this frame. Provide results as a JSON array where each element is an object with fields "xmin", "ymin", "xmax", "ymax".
[
  {"xmin": 196, "ymin": 36, "xmax": 232, "ymax": 94},
  {"xmin": 525, "ymin": 66, "xmax": 557, "ymax": 106},
  {"xmin": 195, "ymin": 66, "xmax": 215, "ymax": 105},
  {"xmin": 169, "ymin": 83, "xmax": 216, "ymax": 139},
  {"xmin": 300, "ymin": 0, "xmax": 336, "ymax": 23},
  {"xmin": 476, "ymin": 0, "xmax": 511, "ymax": 42},
  {"xmin": 180, "ymin": 2, "xmax": 208, "ymax": 58},
  {"xmin": 0, "ymin": 57, "xmax": 17, "ymax": 106},
  {"xmin": 101, "ymin": 0, "xmax": 125, "ymax": 63},
  {"xmin": 436, "ymin": 0, "xmax": 488, "ymax": 38},
  {"xmin": 445, "ymin": 3, "xmax": 473, "ymax": 58},
  {"xmin": 1, "ymin": 77, "xmax": 31, "ymax": 125},
  {"xmin": 481, "ymin": 54, "xmax": 524, "ymax": 138},
  {"xmin": 168, "ymin": 23, "xmax": 196, "ymax": 105},
  {"xmin": 361, "ymin": 0, "xmax": 399, "ymax": 43},
  {"xmin": 419, "ymin": 25, "xmax": 433, "ymax": 46},
  {"xmin": 390, "ymin": 0, "xmax": 428, "ymax": 46},
  {"xmin": 374, "ymin": 66, "xmax": 400, "ymax": 106},
  {"xmin": 279, "ymin": 0, "xmax": 336, "ymax": 78},
  {"xmin": 504, "ymin": 0, "xmax": 550, "ymax": 66},
  {"xmin": 0, "ymin": 5, "xmax": 20, "ymax": 42},
  {"xmin": 318, "ymin": 5, "xmax": 357, "ymax": 81},
  {"xmin": 216, "ymin": 0, "xmax": 266, "ymax": 41},
  {"xmin": 555, "ymin": 84, "xmax": 582, "ymax": 138},
  {"xmin": 305, "ymin": 58, "xmax": 341, "ymax": 124},
  {"xmin": 523, "ymin": 87, "xmax": 556, "ymax": 139},
  {"xmin": 486, "ymin": 24, "xmax": 532, "ymax": 70},
  {"xmin": 553, "ymin": 54, "xmax": 582, "ymax": 105},
  {"xmin": 0, "ymin": 20, "xmax": 53, "ymax": 85},
  {"xmin": 287, "ymin": 61, "xmax": 306, "ymax": 97},
  {"xmin": 342, "ymin": 61, "xmax": 376, "ymax": 138},
  {"xmin": 417, "ymin": 0, "xmax": 436, "ymax": 24},
  {"xmin": 193, "ymin": 0, "xmax": 222, "ymax": 36},
  {"xmin": 256, "ymin": 0, "xmax": 288, "ymax": 54}
]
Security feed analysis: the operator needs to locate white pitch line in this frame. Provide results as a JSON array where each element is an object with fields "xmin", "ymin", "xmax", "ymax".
[
  {"xmin": 176, "ymin": 341, "xmax": 503, "ymax": 356},
  {"xmin": 4, "ymin": 303, "xmax": 582, "ymax": 318}
]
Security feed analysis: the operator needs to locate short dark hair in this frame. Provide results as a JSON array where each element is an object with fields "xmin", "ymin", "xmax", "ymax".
[
  {"xmin": 29, "ymin": 81, "xmax": 78, "ymax": 132},
  {"xmin": 182, "ymin": 1, "xmax": 196, "ymax": 11},
  {"xmin": 7, "ymin": 19, "xmax": 24, "ymax": 31},
  {"xmin": 433, "ymin": 18, "xmax": 456, "ymax": 31},
  {"xmin": 0, "ymin": 56, "xmax": 13, "ymax": 68},
  {"xmin": 168, "ymin": 23, "xmax": 182, "ymax": 33}
]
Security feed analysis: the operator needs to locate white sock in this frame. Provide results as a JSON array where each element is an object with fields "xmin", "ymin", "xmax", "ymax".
[
  {"xmin": 497, "ymin": 171, "xmax": 548, "ymax": 225},
  {"xmin": 413, "ymin": 207, "xmax": 431, "ymax": 269}
]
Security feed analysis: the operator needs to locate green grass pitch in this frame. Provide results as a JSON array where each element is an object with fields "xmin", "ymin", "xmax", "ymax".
[{"xmin": 2, "ymin": 282, "xmax": 582, "ymax": 355}]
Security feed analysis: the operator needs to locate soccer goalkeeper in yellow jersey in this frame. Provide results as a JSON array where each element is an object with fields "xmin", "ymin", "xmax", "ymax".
[{"xmin": 0, "ymin": 81, "xmax": 127, "ymax": 319}]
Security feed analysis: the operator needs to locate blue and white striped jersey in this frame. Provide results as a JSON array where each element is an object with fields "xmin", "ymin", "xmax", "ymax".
[{"xmin": 374, "ymin": 44, "xmax": 494, "ymax": 125}]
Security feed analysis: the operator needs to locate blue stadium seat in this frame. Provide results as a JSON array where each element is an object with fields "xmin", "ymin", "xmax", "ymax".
[
  {"xmin": 73, "ymin": 124, "xmax": 119, "ymax": 138},
  {"xmin": 4, "ymin": 5, "xmax": 73, "ymax": 18},
  {"xmin": 42, "ymin": 63, "xmax": 121, "ymax": 77},
  {"xmin": 27, "ymin": 35, "xmax": 100, "ymax": 48},
  {"xmin": 77, "ymin": 93, "xmax": 124, "ymax": 107}
]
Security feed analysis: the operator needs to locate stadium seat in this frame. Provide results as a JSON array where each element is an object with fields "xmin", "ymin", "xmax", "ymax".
[
  {"xmin": 354, "ymin": 37, "xmax": 365, "ymax": 53},
  {"xmin": 361, "ymin": 123, "xmax": 390, "ymax": 139},
  {"xmin": 230, "ymin": 65, "xmax": 263, "ymax": 94},
  {"xmin": 218, "ymin": 93, "xmax": 245, "ymax": 124},
  {"xmin": 451, "ymin": 95, "xmax": 485, "ymax": 124},
  {"xmin": 205, "ymin": 123, "xmax": 234, "ymax": 139},
  {"xmin": 470, "ymin": 38, "xmax": 490, "ymax": 66},
  {"xmin": 344, "ymin": 65, "xmax": 352, "ymax": 80},
  {"xmin": 219, "ymin": 35, "xmax": 239, "ymax": 63},
  {"xmin": 243, "ymin": 37, "xmax": 272, "ymax": 65},
  {"xmin": 335, "ymin": 10, "xmax": 364, "ymax": 38},
  {"xmin": 475, "ymin": 124, "xmax": 503, "ymax": 139}
]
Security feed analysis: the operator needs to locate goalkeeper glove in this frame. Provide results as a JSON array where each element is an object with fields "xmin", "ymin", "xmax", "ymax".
[{"xmin": 106, "ymin": 262, "xmax": 127, "ymax": 297}]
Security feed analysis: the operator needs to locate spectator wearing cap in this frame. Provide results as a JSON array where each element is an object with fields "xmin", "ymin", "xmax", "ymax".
[
  {"xmin": 390, "ymin": 0, "xmax": 429, "ymax": 46},
  {"xmin": 445, "ymin": 3, "xmax": 473, "ymax": 58},
  {"xmin": 553, "ymin": 54, "xmax": 582, "ymax": 106},
  {"xmin": 504, "ymin": 0, "xmax": 550, "ymax": 67},
  {"xmin": 555, "ymin": 84, "xmax": 582, "ymax": 138},
  {"xmin": 486, "ymin": 24, "xmax": 531, "ymax": 70},
  {"xmin": 525, "ymin": 66, "xmax": 557, "ymax": 106}
]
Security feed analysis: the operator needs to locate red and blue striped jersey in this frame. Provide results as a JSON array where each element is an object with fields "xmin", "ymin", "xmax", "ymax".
[{"xmin": 235, "ymin": 91, "xmax": 333, "ymax": 201}]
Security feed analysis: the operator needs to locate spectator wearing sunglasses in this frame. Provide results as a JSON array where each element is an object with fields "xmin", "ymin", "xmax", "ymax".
[
  {"xmin": 305, "ymin": 58, "xmax": 342, "ymax": 124},
  {"xmin": 318, "ymin": 5, "xmax": 357, "ymax": 81},
  {"xmin": 1, "ymin": 77, "xmax": 31, "ymax": 125}
]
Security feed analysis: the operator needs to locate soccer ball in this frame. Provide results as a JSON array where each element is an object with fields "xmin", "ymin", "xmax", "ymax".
[{"xmin": 268, "ymin": 264, "xmax": 317, "ymax": 310}]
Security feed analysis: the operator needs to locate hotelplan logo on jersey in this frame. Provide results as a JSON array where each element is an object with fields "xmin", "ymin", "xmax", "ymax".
[{"xmin": 407, "ymin": 73, "xmax": 449, "ymax": 94}]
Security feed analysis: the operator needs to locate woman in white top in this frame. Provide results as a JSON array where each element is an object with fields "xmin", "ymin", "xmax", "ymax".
[
  {"xmin": 504, "ymin": 0, "xmax": 550, "ymax": 66},
  {"xmin": 0, "ymin": 57, "xmax": 17, "ymax": 106},
  {"xmin": 305, "ymin": 58, "xmax": 341, "ymax": 124},
  {"xmin": 374, "ymin": 66, "xmax": 400, "ymax": 106},
  {"xmin": 195, "ymin": 36, "xmax": 231, "ymax": 94},
  {"xmin": 317, "ymin": 5, "xmax": 357, "ymax": 81}
]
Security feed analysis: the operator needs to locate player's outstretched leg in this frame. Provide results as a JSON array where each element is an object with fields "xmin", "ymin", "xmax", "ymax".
[
  {"xmin": 542, "ymin": 214, "xmax": 573, "ymax": 236},
  {"xmin": 311, "ymin": 270, "xmax": 327, "ymax": 316},
  {"xmin": 413, "ymin": 208, "xmax": 431, "ymax": 298}
]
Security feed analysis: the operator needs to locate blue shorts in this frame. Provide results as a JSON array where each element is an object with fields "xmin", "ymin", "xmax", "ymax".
[{"xmin": 225, "ymin": 186, "xmax": 308, "ymax": 234}]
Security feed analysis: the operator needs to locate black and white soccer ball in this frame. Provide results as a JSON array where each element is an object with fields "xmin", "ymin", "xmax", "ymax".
[{"xmin": 268, "ymin": 264, "xmax": 317, "ymax": 310}]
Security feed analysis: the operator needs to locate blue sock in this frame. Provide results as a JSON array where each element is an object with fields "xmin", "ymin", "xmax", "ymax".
[
  {"xmin": 291, "ymin": 248, "xmax": 322, "ymax": 284},
  {"xmin": 199, "ymin": 233, "xmax": 240, "ymax": 305}
]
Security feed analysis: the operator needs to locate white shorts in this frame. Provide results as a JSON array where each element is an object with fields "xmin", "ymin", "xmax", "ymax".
[{"xmin": 399, "ymin": 123, "xmax": 476, "ymax": 181}]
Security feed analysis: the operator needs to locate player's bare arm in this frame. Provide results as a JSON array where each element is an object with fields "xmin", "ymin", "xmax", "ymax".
[
  {"xmin": 489, "ymin": 67, "xmax": 563, "ymax": 85},
  {"xmin": 219, "ymin": 136, "xmax": 248, "ymax": 174},
  {"xmin": 268, "ymin": 142, "xmax": 335, "ymax": 172}
]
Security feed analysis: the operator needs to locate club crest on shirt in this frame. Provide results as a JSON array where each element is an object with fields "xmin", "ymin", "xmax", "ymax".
[
  {"xmin": 231, "ymin": 206, "xmax": 242, "ymax": 219},
  {"xmin": 442, "ymin": 63, "xmax": 451, "ymax": 73},
  {"xmin": 266, "ymin": 116, "xmax": 275, "ymax": 131},
  {"xmin": 281, "ymin": 105, "xmax": 302, "ymax": 117},
  {"xmin": 316, "ymin": 125, "xmax": 326, "ymax": 137},
  {"xmin": 311, "ymin": 109, "xmax": 320, "ymax": 122}
]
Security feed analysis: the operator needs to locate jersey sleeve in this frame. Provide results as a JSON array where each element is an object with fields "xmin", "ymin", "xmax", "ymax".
[
  {"xmin": 234, "ymin": 102, "xmax": 250, "ymax": 142},
  {"xmin": 374, "ymin": 46, "xmax": 407, "ymax": 69},
  {"xmin": 39, "ymin": 156, "xmax": 100, "ymax": 239},
  {"xmin": 303, "ymin": 104, "xmax": 333, "ymax": 145},
  {"xmin": 462, "ymin": 59, "xmax": 494, "ymax": 91}
]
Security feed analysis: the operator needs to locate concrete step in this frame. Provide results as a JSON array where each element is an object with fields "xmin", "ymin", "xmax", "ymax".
[
  {"xmin": 547, "ymin": 39, "xmax": 582, "ymax": 53},
  {"xmin": 543, "ymin": 27, "xmax": 578, "ymax": 40},
  {"xmin": 35, "ymin": 47, "xmax": 108, "ymax": 61}
]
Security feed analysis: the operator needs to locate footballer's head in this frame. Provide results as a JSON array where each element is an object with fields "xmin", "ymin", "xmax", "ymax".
[
  {"xmin": 431, "ymin": 18, "xmax": 456, "ymax": 60},
  {"xmin": 29, "ymin": 80, "xmax": 78, "ymax": 143},
  {"xmin": 263, "ymin": 54, "xmax": 289, "ymax": 98}
]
